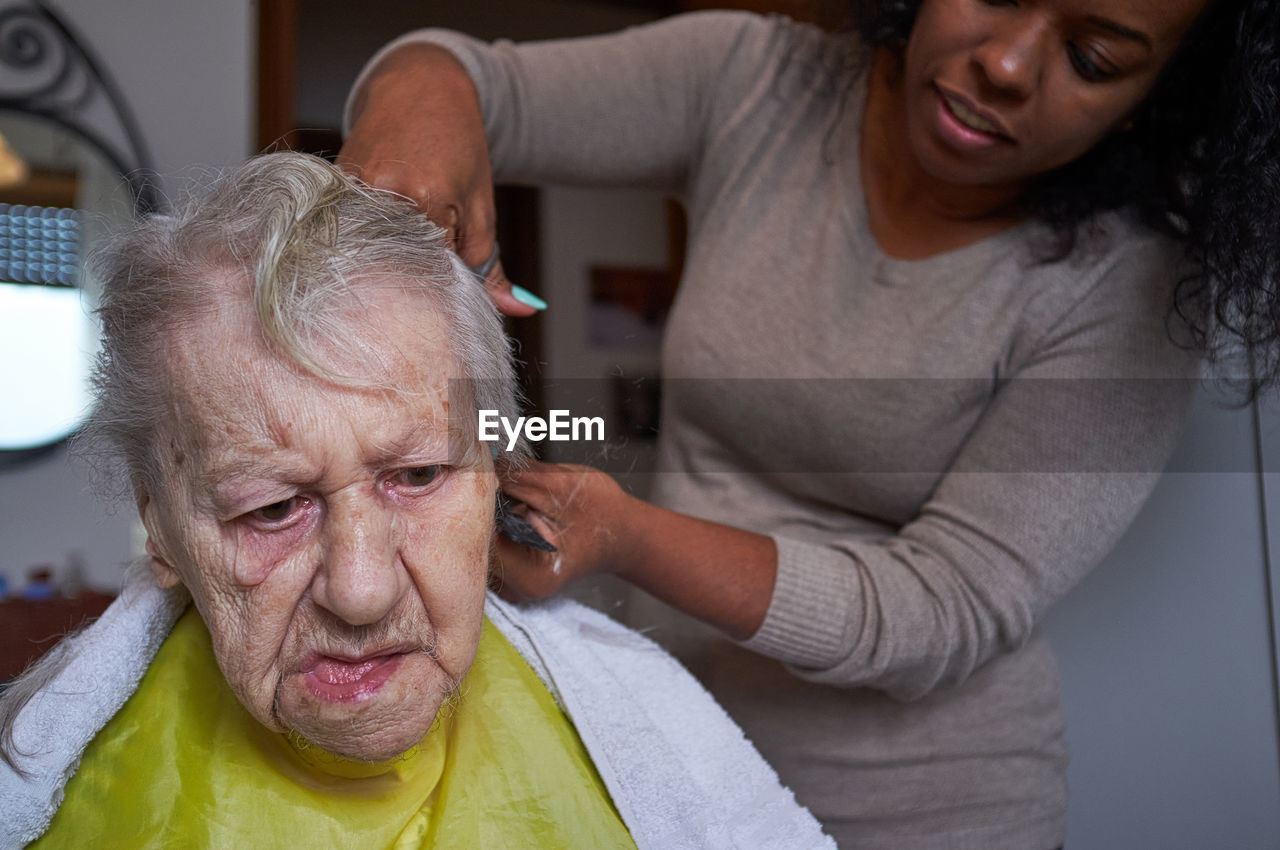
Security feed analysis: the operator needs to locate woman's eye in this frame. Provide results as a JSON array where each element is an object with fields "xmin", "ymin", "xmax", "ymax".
[
  {"xmin": 398, "ymin": 465, "xmax": 442, "ymax": 488},
  {"xmin": 250, "ymin": 497, "xmax": 300, "ymax": 523},
  {"xmin": 1067, "ymin": 42, "xmax": 1118, "ymax": 82}
]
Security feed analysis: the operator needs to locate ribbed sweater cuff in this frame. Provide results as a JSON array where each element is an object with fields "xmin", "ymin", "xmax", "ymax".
[{"xmin": 739, "ymin": 535, "xmax": 851, "ymax": 670}]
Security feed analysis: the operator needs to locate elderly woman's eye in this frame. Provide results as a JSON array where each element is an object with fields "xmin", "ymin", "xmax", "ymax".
[
  {"xmin": 398, "ymin": 465, "xmax": 442, "ymax": 488},
  {"xmin": 250, "ymin": 497, "xmax": 300, "ymax": 523}
]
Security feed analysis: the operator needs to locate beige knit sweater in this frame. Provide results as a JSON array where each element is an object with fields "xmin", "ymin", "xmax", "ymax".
[{"xmin": 349, "ymin": 12, "xmax": 1200, "ymax": 848}]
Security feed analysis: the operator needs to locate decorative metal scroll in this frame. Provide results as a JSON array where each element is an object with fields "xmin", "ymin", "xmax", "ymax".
[
  {"xmin": 0, "ymin": 0, "xmax": 159, "ymax": 213},
  {"xmin": 0, "ymin": 0, "xmax": 158, "ymax": 467}
]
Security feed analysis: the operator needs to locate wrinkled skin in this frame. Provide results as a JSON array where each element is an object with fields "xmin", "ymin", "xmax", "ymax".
[{"xmin": 140, "ymin": 274, "xmax": 496, "ymax": 763}]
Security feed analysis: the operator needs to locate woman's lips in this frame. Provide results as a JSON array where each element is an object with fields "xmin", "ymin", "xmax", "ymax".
[
  {"xmin": 933, "ymin": 86, "xmax": 1011, "ymax": 151},
  {"xmin": 302, "ymin": 650, "xmax": 407, "ymax": 702}
]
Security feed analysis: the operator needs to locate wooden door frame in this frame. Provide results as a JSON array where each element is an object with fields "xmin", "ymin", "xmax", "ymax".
[{"xmin": 256, "ymin": 0, "xmax": 298, "ymax": 152}]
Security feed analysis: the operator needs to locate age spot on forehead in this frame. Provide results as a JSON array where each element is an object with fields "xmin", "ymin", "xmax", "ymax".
[{"xmin": 269, "ymin": 418, "xmax": 296, "ymax": 446}]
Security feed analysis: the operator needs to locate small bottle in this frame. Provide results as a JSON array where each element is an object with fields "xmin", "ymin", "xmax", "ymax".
[{"xmin": 22, "ymin": 566, "xmax": 55, "ymax": 601}]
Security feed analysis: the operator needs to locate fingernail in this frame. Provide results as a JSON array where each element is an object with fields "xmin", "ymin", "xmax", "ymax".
[{"xmin": 511, "ymin": 285, "xmax": 548, "ymax": 311}]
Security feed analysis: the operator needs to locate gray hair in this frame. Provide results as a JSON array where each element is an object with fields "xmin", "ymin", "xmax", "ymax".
[
  {"xmin": 85, "ymin": 150, "xmax": 522, "ymax": 498},
  {"xmin": 2, "ymin": 152, "xmax": 525, "ymax": 773}
]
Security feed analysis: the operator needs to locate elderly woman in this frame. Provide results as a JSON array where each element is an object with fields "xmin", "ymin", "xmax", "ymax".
[{"xmin": 0, "ymin": 152, "xmax": 831, "ymax": 849}]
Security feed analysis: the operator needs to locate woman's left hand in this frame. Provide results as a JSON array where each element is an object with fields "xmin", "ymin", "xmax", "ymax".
[
  {"xmin": 491, "ymin": 459, "xmax": 778, "ymax": 640},
  {"xmin": 492, "ymin": 461, "xmax": 637, "ymax": 601}
]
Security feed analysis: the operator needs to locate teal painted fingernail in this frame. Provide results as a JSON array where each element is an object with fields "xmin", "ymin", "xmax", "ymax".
[{"xmin": 511, "ymin": 285, "xmax": 547, "ymax": 310}]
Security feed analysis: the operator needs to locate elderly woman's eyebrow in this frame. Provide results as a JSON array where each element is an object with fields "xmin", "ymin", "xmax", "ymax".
[
  {"xmin": 371, "ymin": 420, "xmax": 453, "ymax": 462},
  {"xmin": 198, "ymin": 454, "xmax": 279, "ymax": 486},
  {"xmin": 192, "ymin": 442, "xmax": 314, "ymax": 487},
  {"xmin": 197, "ymin": 461, "xmax": 305, "ymax": 512}
]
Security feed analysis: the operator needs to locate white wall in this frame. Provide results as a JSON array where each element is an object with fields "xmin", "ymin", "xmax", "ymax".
[
  {"xmin": 0, "ymin": 0, "xmax": 254, "ymax": 592},
  {"xmin": 1044, "ymin": 396, "xmax": 1280, "ymax": 847},
  {"xmin": 537, "ymin": 187, "xmax": 668, "ymax": 381},
  {"xmin": 46, "ymin": 0, "xmax": 255, "ymax": 192}
]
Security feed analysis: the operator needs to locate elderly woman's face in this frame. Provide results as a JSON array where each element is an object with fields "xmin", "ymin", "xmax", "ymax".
[{"xmin": 141, "ymin": 276, "xmax": 496, "ymax": 762}]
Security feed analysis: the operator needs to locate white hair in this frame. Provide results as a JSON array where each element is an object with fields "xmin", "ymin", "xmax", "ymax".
[{"xmin": 83, "ymin": 151, "xmax": 523, "ymax": 496}]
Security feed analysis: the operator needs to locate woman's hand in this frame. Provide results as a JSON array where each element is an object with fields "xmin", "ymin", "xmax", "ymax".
[
  {"xmin": 493, "ymin": 461, "xmax": 636, "ymax": 600},
  {"xmin": 337, "ymin": 43, "xmax": 539, "ymax": 317},
  {"xmin": 493, "ymin": 459, "xmax": 778, "ymax": 640}
]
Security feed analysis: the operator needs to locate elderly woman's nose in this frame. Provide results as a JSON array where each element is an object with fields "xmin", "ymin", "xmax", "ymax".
[
  {"xmin": 972, "ymin": 16, "xmax": 1047, "ymax": 99},
  {"xmin": 311, "ymin": 499, "xmax": 406, "ymax": 626}
]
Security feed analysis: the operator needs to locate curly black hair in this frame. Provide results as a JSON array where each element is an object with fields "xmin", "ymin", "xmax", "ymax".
[{"xmin": 849, "ymin": 0, "xmax": 1280, "ymax": 397}]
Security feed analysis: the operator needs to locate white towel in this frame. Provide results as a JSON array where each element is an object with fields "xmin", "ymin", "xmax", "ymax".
[
  {"xmin": 1, "ymin": 575, "xmax": 832, "ymax": 849},
  {"xmin": 0, "ymin": 566, "xmax": 190, "ymax": 849},
  {"xmin": 486, "ymin": 595, "xmax": 834, "ymax": 850}
]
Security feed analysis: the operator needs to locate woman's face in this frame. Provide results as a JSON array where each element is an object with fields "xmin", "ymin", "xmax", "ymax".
[{"xmin": 899, "ymin": 0, "xmax": 1208, "ymax": 190}]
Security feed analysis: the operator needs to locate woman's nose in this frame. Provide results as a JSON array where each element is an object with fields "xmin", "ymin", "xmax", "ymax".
[
  {"xmin": 971, "ymin": 16, "xmax": 1048, "ymax": 100},
  {"xmin": 312, "ymin": 496, "xmax": 405, "ymax": 626}
]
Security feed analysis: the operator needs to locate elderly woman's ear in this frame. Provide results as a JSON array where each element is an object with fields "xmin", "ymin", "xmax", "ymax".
[{"xmin": 137, "ymin": 491, "xmax": 183, "ymax": 590}]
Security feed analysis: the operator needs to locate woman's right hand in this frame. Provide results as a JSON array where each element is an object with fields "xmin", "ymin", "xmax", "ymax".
[{"xmin": 337, "ymin": 43, "xmax": 540, "ymax": 317}]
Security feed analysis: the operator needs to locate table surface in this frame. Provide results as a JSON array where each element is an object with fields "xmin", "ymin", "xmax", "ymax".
[{"xmin": 0, "ymin": 592, "xmax": 116, "ymax": 682}]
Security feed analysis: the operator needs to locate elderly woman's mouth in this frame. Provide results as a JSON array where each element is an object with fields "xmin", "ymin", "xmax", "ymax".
[{"xmin": 301, "ymin": 648, "xmax": 412, "ymax": 702}]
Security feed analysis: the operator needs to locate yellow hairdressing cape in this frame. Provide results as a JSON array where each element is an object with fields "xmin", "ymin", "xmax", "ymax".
[{"xmin": 33, "ymin": 608, "xmax": 635, "ymax": 848}]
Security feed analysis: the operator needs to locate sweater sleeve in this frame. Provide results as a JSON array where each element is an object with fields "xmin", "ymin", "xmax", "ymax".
[
  {"xmin": 344, "ymin": 11, "xmax": 780, "ymax": 194},
  {"xmin": 741, "ymin": 232, "xmax": 1202, "ymax": 701}
]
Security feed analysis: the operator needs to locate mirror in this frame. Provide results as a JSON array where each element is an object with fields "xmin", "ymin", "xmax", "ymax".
[
  {"xmin": 0, "ymin": 0, "xmax": 156, "ymax": 468},
  {"xmin": 0, "ymin": 112, "xmax": 135, "ymax": 460}
]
